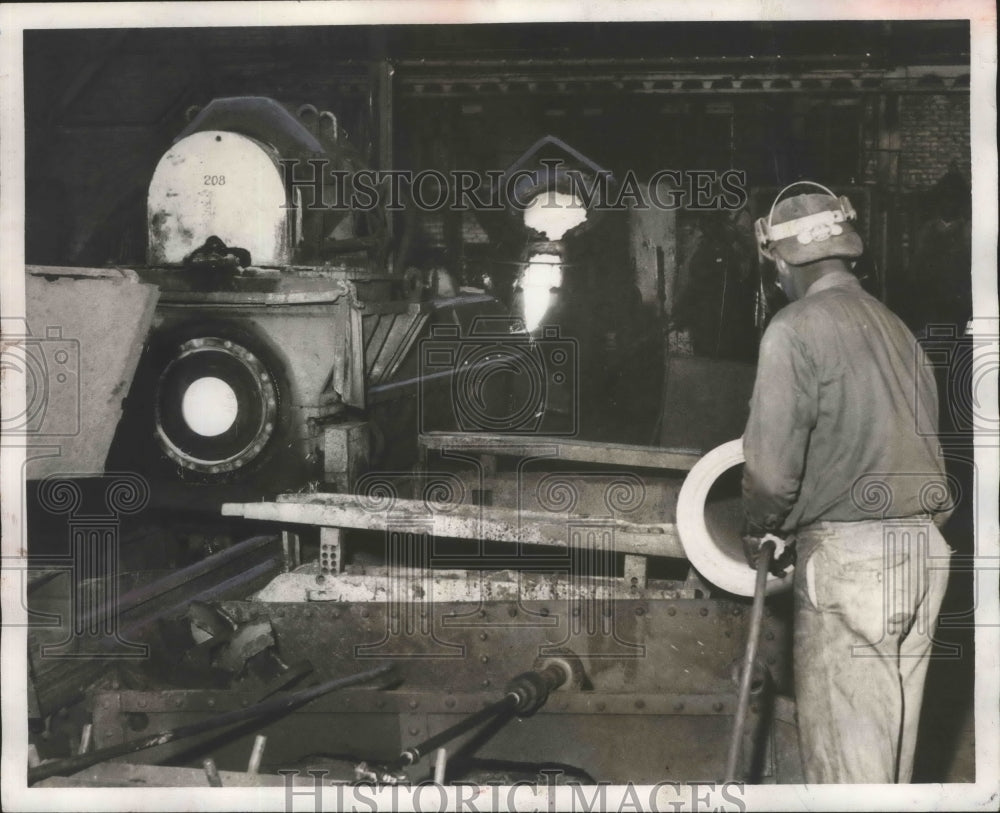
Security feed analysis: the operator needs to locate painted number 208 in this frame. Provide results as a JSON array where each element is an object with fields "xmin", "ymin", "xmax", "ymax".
[{"xmin": 203, "ymin": 175, "xmax": 226, "ymax": 186}]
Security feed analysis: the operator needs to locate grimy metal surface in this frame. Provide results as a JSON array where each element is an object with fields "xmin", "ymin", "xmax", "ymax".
[
  {"xmin": 215, "ymin": 598, "xmax": 792, "ymax": 696},
  {"xmin": 22, "ymin": 266, "xmax": 159, "ymax": 478},
  {"xmin": 252, "ymin": 566, "xmax": 695, "ymax": 603},
  {"xmin": 86, "ymin": 596, "xmax": 795, "ymax": 782},
  {"xmin": 222, "ymin": 494, "xmax": 686, "ymax": 559},
  {"xmin": 91, "ymin": 690, "xmax": 794, "ymax": 783}
]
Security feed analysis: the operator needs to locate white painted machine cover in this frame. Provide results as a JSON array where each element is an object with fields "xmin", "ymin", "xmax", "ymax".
[{"xmin": 147, "ymin": 130, "xmax": 291, "ymax": 267}]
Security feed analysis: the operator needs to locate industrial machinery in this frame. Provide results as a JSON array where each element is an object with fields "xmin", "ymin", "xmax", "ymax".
[
  {"xmin": 106, "ymin": 96, "xmax": 516, "ymax": 504},
  {"xmin": 24, "ymin": 97, "xmax": 801, "ymax": 788}
]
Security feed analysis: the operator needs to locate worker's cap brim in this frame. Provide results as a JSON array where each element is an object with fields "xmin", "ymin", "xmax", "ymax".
[{"xmin": 770, "ymin": 193, "xmax": 864, "ymax": 265}]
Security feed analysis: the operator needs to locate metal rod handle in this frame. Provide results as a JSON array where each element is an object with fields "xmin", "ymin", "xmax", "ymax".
[
  {"xmin": 395, "ymin": 694, "xmax": 517, "ymax": 769},
  {"xmin": 724, "ymin": 539, "xmax": 774, "ymax": 782}
]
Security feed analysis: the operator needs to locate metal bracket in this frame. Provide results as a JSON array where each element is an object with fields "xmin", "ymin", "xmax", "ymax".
[{"xmin": 319, "ymin": 528, "xmax": 343, "ymax": 576}]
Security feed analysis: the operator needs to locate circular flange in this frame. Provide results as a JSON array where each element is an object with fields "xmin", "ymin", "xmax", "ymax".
[
  {"xmin": 153, "ymin": 336, "xmax": 279, "ymax": 475},
  {"xmin": 676, "ymin": 438, "xmax": 794, "ymax": 597}
]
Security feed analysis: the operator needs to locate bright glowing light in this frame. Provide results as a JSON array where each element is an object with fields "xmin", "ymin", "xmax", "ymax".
[
  {"xmin": 181, "ymin": 376, "xmax": 239, "ymax": 437},
  {"xmin": 521, "ymin": 254, "xmax": 562, "ymax": 332},
  {"xmin": 523, "ymin": 190, "xmax": 587, "ymax": 239}
]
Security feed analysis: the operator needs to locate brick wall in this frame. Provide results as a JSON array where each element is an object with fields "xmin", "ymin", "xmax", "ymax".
[{"xmin": 899, "ymin": 95, "xmax": 970, "ymax": 191}]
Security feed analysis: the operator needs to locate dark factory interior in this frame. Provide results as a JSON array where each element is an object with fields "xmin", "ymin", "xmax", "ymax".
[{"xmin": 16, "ymin": 18, "xmax": 981, "ymax": 792}]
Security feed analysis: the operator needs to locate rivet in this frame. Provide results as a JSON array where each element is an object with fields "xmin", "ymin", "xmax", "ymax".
[
  {"xmin": 174, "ymin": 697, "xmax": 183, "ymax": 707},
  {"xmin": 207, "ymin": 698, "xmax": 216, "ymax": 708},
  {"xmin": 635, "ymin": 699, "xmax": 645, "ymax": 709},
  {"xmin": 713, "ymin": 702, "xmax": 724, "ymax": 712},
  {"xmin": 571, "ymin": 607, "xmax": 581, "ymax": 617},
  {"xmin": 331, "ymin": 610, "xmax": 340, "ymax": 619},
  {"xmin": 765, "ymin": 631, "xmax": 775, "ymax": 641},
  {"xmin": 699, "ymin": 607, "xmax": 709, "ymax": 617},
  {"xmin": 445, "ymin": 698, "xmax": 456, "ymax": 709},
  {"xmin": 507, "ymin": 607, "xmax": 517, "ymax": 618},
  {"xmin": 479, "ymin": 609, "xmax": 488, "ymax": 618},
  {"xmin": 635, "ymin": 607, "xmax": 645, "ymax": 616},
  {"xmin": 481, "ymin": 679, "xmax": 491, "ymax": 688},
  {"xmin": 540, "ymin": 607, "xmax": 549, "ymax": 617},
  {"xmin": 408, "ymin": 699, "xmax": 419, "ymax": 710},
  {"xmin": 674, "ymin": 701, "xmax": 685, "ymax": 712},
  {"xmin": 138, "ymin": 698, "xmax": 147, "ymax": 708},
  {"xmin": 408, "ymin": 727, "xmax": 419, "ymax": 736},
  {"xmin": 596, "ymin": 702, "xmax": 606, "ymax": 711},
  {"xmin": 479, "ymin": 633, "xmax": 488, "ymax": 641},
  {"xmin": 241, "ymin": 699, "xmax": 249, "ymax": 707},
  {"xmin": 667, "ymin": 607, "xmax": 676, "ymax": 616},
  {"xmin": 732, "ymin": 607, "xmax": 743, "ymax": 617},
  {"xmin": 480, "ymin": 655, "xmax": 489, "ymax": 664},
  {"xmin": 101, "ymin": 700, "xmax": 110, "ymax": 709},
  {"xmin": 361, "ymin": 609, "xmax": 370, "ymax": 619}
]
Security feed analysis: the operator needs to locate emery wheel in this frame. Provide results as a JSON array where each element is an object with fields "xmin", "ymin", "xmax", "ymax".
[{"xmin": 676, "ymin": 438, "xmax": 794, "ymax": 597}]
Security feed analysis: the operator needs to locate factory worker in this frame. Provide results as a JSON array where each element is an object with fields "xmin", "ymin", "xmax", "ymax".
[{"xmin": 741, "ymin": 183, "xmax": 954, "ymax": 783}]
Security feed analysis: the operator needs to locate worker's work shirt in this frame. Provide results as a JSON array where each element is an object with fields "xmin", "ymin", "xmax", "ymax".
[{"xmin": 742, "ymin": 270, "xmax": 952, "ymax": 533}]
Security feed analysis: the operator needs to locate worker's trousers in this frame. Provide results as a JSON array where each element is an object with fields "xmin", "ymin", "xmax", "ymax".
[{"xmin": 792, "ymin": 517, "xmax": 951, "ymax": 783}]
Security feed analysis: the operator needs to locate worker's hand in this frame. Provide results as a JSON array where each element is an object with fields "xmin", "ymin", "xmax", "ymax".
[{"xmin": 742, "ymin": 531, "xmax": 796, "ymax": 577}]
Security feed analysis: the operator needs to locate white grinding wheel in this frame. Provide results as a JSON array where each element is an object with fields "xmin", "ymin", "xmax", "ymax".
[{"xmin": 676, "ymin": 438, "xmax": 794, "ymax": 597}]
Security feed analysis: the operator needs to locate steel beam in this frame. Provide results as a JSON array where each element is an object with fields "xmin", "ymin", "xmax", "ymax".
[
  {"xmin": 222, "ymin": 494, "xmax": 685, "ymax": 559},
  {"xmin": 419, "ymin": 432, "xmax": 703, "ymax": 471}
]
